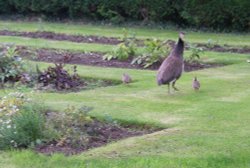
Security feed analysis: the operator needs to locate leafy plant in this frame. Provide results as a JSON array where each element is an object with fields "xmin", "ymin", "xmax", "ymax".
[
  {"xmin": 0, "ymin": 44, "xmax": 26, "ymax": 86},
  {"xmin": 37, "ymin": 63, "xmax": 83, "ymax": 90},
  {"xmin": 103, "ymin": 43, "xmax": 130, "ymax": 61},
  {"xmin": 186, "ymin": 44, "xmax": 204, "ymax": 63},
  {"xmin": 103, "ymin": 29, "xmax": 137, "ymax": 61},
  {"xmin": 132, "ymin": 38, "xmax": 170, "ymax": 68}
]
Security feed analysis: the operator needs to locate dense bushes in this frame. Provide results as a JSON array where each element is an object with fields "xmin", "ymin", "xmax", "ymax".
[
  {"xmin": 0, "ymin": 0, "xmax": 249, "ymax": 31},
  {"xmin": 182, "ymin": 0, "xmax": 250, "ymax": 31}
]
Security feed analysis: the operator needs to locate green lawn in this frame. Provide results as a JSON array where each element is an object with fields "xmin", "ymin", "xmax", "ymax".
[
  {"xmin": 1, "ymin": 21, "xmax": 250, "ymax": 46},
  {"xmin": 0, "ymin": 20, "xmax": 250, "ymax": 168},
  {"xmin": 0, "ymin": 36, "xmax": 114, "ymax": 52}
]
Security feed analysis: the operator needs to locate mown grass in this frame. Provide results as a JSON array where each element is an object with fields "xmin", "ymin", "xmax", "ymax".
[
  {"xmin": 0, "ymin": 20, "xmax": 250, "ymax": 168},
  {"xmin": 1, "ymin": 149, "xmax": 249, "ymax": 168},
  {"xmin": 0, "ymin": 36, "xmax": 113, "ymax": 52},
  {"xmin": 0, "ymin": 61, "xmax": 250, "ymax": 168},
  {"xmin": 0, "ymin": 20, "xmax": 250, "ymax": 46}
]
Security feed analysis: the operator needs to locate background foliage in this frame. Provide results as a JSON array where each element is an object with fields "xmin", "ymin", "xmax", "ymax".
[{"xmin": 0, "ymin": 0, "xmax": 249, "ymax": 31}]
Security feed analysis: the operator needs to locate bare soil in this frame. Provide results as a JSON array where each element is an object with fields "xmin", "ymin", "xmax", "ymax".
[
  {"xmin": 0, "ymin": 30, "xmax": 122, "ymax": 45},
  {"xmin": 36, "ymin": 118, "xmax": 157, "ymax": 155},
  {"xmin": 18, "ymin": 47, "xmax": 222, "ymax": 72},
  {"xmin": 195, "ymin": 43, "xmax": 250, "ymax": 54},
  {"xmin": 34, "ymin": 78, "xmax": 119, "ymax": 93},
  {"xmin": 1, "ymin": 30, "xmax": 250, "ymax": 54}
]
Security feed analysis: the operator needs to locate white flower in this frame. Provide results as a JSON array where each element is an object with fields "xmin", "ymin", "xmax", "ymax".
[
  {"xmin": 14, "ymin": 143, "xmax": 17, "ymax": 148},
  {"xmin": 7, "ymin": 125, "xmax": 11, "ymax": 128},
  {"xmin": 6, "ymin": 120, "xmax": 11, "ymax": 124}
]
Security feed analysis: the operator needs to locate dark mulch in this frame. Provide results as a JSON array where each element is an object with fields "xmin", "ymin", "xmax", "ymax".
[
  {"xmin": 36, "ymin": 119, "xmax": 156, "ymax": 155},
  {"xmin": 0, "ymin": 30, "xmax": 122, "ymax": 45},
  {"xmin": 17, "ymin": 47, "xmax": 222, "ymax": 72},
  {"xmin": 195, "ymin": 43, "xmax": 250, "ymax": 54}
]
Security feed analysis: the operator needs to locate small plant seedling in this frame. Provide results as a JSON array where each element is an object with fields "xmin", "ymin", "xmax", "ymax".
[
  {"xmin": 206, "ymin": 39, "xmax": 218, "ymax": 49},
  {"xmin": 186, "ymin": 43, "xmax": 204, "ymax": 63}
]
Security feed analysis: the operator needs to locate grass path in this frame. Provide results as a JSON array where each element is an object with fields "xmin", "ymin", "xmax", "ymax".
[
  {"xmin": 0, "ymin": 20, "xmax": 250, "ymax": 168},
  {"xmin": 0, "ymin": 36, "xmax": 114, "ymax": 52},
  {"xmin": 1, "ymin": 21, "xmax": 250, "ymax": 46}
]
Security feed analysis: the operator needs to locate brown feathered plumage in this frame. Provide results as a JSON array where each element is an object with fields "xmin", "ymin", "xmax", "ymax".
[
  {"xmin": 157, "ymin": 32, "xmax": 185, "ymax": 94},
  {"xmin": 122, "ymin": 73, "xmax": 132, "ymax": 84},
  {"xmin": 192, "ymin": 76, "xmax": 200, "ymax": 91}
]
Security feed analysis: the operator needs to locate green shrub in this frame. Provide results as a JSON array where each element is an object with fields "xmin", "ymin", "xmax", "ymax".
[
  {"xmin": 0, "ymin": 44, "xmax": 26, "ymax": 86},
  {"xmin": 0, "ymin": 93, "xmax": 46, "ymax": 149},
  {"xmin": 103, "ymin": 29, "xmax": 137, "ymax": 61},
  {"xmin": 132, "ymin": 39, "xmax": 170, "ymax": 68},
  {"xmin": 103, "ymin": 43, "xmax": 134, "ymax": 61},
  {"xmin": 182, "ymin": 0, "xmax": 250, "ymax": 31},
  {"xmin": 97, "ymin": 5, "xmax": 125, "ymax": 24},
  {"xmin": 0, "ymin": 0, "xmax": 12, "ymax": 13}
]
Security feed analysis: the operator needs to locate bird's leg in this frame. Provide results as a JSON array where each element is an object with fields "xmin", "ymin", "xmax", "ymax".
[
  {"xmin": 168, "ymin": 84, "xmax": 171, "ymax": 94},
  {"xmin": 172, "ymin": 80, "xmax": 179, "ymax": 91}
]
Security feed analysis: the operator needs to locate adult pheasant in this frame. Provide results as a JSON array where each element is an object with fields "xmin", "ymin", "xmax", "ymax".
[{"xmin": 157, "ymin": 32, "xmax": 185, "ymax": 94}]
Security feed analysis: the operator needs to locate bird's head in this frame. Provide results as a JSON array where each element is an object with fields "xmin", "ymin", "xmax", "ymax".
[
  {"xmin": 193, "ymin": 76, "xmax": 197, "ymax": 81},
  {"xmin": 179, "ymin": 32, "xmax": 185, "ymax": 41}
]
